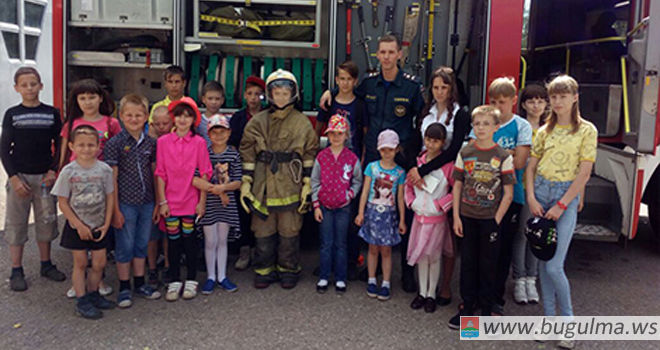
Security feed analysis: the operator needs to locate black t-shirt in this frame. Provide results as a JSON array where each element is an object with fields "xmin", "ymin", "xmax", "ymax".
[{"xmin": 0, "ymin": 103, "xmax": 62, "ymax": 176}]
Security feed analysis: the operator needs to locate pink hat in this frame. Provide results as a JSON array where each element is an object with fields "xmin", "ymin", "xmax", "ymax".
[
  {"xmin": 168, "ymin": 97, "xmax": 202, "ymax": 127},
  {"xmin": 324, "ymin": 114, "xmax": 349, "ymax": 134},
  {"xmin": 207, "ymin": 113, "xmax": 231, "ymax": 131},
  {"xmin": 377, "ymin": 129, "xmax": 399, "ymax": 150}
]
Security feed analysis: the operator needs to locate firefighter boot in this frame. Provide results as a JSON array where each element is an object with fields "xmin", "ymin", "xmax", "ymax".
[
  {"xmin": 278, "ymin": 235, "xmax": 302, "ymax": 289},
  {"xmin": 253, "ymin": 235, "xmax": 279, "ymax": 289}
]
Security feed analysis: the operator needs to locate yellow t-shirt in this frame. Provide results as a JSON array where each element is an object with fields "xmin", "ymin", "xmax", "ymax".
[
  {"xmin": 149, "ymin": 96, "xmax": 173, "ymax": 123},
  {"xmin": 531, "ymin": 120, "xmax": 598, "ymax": 182}
]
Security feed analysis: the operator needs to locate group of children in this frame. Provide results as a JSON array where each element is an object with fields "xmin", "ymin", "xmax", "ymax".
[{"xmin": 2, "ymin": 60, "xmax": 595, "ymax": 344}]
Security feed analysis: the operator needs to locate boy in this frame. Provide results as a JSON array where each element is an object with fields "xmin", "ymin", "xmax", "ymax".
[
  {"xmin": 105, "ymin": 94, "xmax": 161, "ymax": 308},
  {"xmin": 52, "ymin": 125, "xmax": 116, "ymax": 319},
  {"xmin": 149, "ymin": 65, "xmax": 186, "ymax": 123},
  {"xmin": 148, "ymin": 105, "xmax": 172, "ymax": 139},
  {"xmin": 1, "ymin": 67, "xmax": 66, "ymax": 291},
  {"xmin": 449, "ymin": 106, "xmax": 515, "ymax": 328},
  {"xmin": 239, "ymin": 69, "xmax": 318, "ymax": 289},
  {"xmin": 316, "ymin": 61, "xmax": 366, "ymax": 158},
  {"xmin": 198, "ymin": 81, "xmax": 226, "ymax": 146},
  {"xmin": 469, "ymin": 77, "xmax": 532, "ymax": 314},
  {"xmin": 229, "ymin": 75, "xmax": 265, "ymax": 270}
]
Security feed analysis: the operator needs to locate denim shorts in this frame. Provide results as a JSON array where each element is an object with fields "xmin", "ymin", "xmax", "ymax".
[{"xmin": 115, "ymin": 202, "xmax": 154, "ymax": 263}]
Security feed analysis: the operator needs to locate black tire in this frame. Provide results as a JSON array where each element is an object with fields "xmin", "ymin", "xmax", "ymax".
[{"xmin": 648, "ymin": 201, "xmax": 660, "ymax": 242}]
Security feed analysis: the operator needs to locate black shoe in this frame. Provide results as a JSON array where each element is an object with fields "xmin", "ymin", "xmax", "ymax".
[
  {"xmin": 436, "ymin": 295, "xmax": 452, "ymax": 306},
  {"xmin": 76, "ymin": 296, "xmax": 102, "ymax": 320},
  {"xmin": 87, "ymin": 291, "xmax": 116, "ymax": 310},
  {"xmin": 9, "ymin": 270, "xmax": 27, "ymax": 292},
  {"xmin": 316, "ymin": 283, "xmax": 328, "ymax": 294},
  {"xmin": 448, "ymin": 304, "xmax": 471, "ymax": 330},
  {"xmin": 40, "ymin": 264, "xmax": 66, "ymax": 282},
  {"xmin": 335, "ymin": 284, "xmax": 347, "ymax": 294},
  {"xmin": 280, "ymin": 272, "xmax": 299, "ymax": 289},
  {"xmin": 410, "ymin": 295, "xmax": 426, "ymax": 310},
  {"xmin": 401, "ymin": 273, "xmax": 416, "ymax": 294},
  {"xmin": 254, "ymin": 271, "xmax": 279, "ymax": 289},
  {"xmin": 424, "ymin": 298, "xmax": 437, "ymax": 313}
]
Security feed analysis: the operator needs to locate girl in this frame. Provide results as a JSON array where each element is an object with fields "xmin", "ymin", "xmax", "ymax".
[
  {"xmin": 405, "ymin": 123, "xmax": 454, "ymax": 313},
  {"xmin": 406, "ymin": 66, "xmax": 470, "ymax": 305},
  {"xmin": 61, "ymin": 79, "xmax": 121, "ymax": 299},
  {"xmin": 526, "ymin": 75, "xmax": 597, "ymax": 349},
  {"xmin": 311, "ymin": 115, "xmax": 363, "ymax": 294},
  {"xmin": 51, "ymin": 125, "xmax": 116, "ymax": 319},
  {"xmin": 155, "ymin": 97, "xmax": 212, "ymax": 302},
  {"xmin": 512, "ymin": 84, "xmax": 550, "ymax": 304},
  {"xmin": 355, "ymin": 129, "xmax": 406, "ymax": 301},
  {"xmin": 192, "ymin": 114, "xmax": 242, "ymax": 295}
]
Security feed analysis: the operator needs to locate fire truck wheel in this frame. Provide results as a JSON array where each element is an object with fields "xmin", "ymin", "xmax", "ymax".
[{"xmin": 647, "ymin": 201, "xmax": 660, "ymax": 245}]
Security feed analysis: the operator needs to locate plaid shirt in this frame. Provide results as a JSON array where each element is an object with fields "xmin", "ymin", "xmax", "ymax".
[{"xmin": 104, "ymin": 130, "xmax": 157, "ymax": 205}]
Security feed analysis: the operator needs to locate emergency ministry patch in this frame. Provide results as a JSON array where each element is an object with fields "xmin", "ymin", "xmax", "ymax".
[{"xmin": 394, "ymin": 104, "xmax": 407, "ymax": 117}]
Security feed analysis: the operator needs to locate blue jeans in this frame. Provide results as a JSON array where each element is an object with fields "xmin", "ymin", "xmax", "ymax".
[
  {"xmin": 533, "ymin": 176, "xmax": 578, "ymax": 317},
  {"xmin": 115, "ymin": 202, "xmax": 155, "ymax": 263},
  {"xmin": 318, "ymin": 205, "xmax": 350, "ymax": 282}
]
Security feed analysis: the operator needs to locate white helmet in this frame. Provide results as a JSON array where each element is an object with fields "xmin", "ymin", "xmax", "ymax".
[{"xmin": 266, "ymin": 69, "xmax": 299, "ymax": 109}]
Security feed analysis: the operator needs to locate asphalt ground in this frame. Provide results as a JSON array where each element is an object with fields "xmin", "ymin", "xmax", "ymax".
[{"xmin": 0, "ymin": 212, "xmax": 659, "ymax": 350}]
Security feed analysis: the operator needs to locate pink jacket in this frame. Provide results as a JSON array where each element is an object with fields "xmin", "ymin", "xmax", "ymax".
[
  {"xmin": 405, "ymin": 152, "xmax": 454, "ymax": 224},
  {"xmin": 155, "ymin": 132, "xmax": 212, "ymax": 216}
]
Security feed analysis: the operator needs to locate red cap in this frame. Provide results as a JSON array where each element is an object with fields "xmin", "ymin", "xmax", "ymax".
[
  {"xmin": 168, "ymin": 97, "xmax": 202, "ymax": 128},
  {"xmin": 245, "ymin": 76, "xmax": 266, "ymax": 91}
]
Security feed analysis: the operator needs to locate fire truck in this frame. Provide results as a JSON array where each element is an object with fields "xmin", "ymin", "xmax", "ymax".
[{"xmin": 0, "ymin": 0, "xmax": 657, "ymax": 243}]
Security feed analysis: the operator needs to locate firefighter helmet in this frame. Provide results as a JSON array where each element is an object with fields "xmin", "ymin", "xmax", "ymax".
[{"xmin": 266, "ymin": 69, "xmax": 299, "ymax": 109}]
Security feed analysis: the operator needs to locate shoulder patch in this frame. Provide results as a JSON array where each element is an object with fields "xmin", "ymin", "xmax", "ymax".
[
  {"xmin": 366, "ymin": 71, "xmax": 379, "ymax": 79},
  {"xmin": 403, "ymin": 73, "xmax": 421, "ymax": 83}
]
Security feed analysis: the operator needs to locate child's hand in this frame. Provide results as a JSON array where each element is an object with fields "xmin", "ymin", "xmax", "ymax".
[
  {"xmin": 219, "ymin": 193, "xmax": 230, "ymax": 207},
  {"xmin": 9, "ymin": 175, "xmax": 31, "ymax": 198},
  {"xmin": 160, "ymin": 203, "xmax": 170, "ymax": 218},
  {"xmin": 398, "ymin": 221, "xmax": 407, "ymax": 234},
  {"xmin": 210, "ymin": 184, "xmax": 225, "ymax": 196},
  {"xmin": 545, "ymin": 205, "xmax": 563, "ymax": 221},
  {"xmin": 94, "ymin": 225, "xmax": 110, "ymax": 242},
  {"xmin": 406, "ymin": 167, "xmax": 426, "ymax": 189},
  {"xmin": 354, "ymin": 213, "xmax": 364, "ymax": 226},
  {"xmin": 195, "ymin": 202, "xmax": 205, "ymax": 218},
  {"xmin": 528, "ymin": 198, "xmax": 545, "ymax": 217},
  {"xmin": 111, "ymin": 209, "xmax": 125, "ymax": 229},
  {"xmin": 453, "ymin": 218, "xmax": 464, "ymax": 237},
  {"xmin": 314, "ymin": 208, "xmax": 323, "ymax": 223},
  {"xmin": 152, "ymin": 205, "xmax": 160, "ymax": 223},
  {"xmin": 76, "ymin": 223, "xmax": 93, "ymax": 241}
]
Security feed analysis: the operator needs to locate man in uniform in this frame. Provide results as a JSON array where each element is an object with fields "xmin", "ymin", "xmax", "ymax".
[
  {"xmin": 240, "ymin": 70, "xmax": 319, "ymax": 290},
  {"xmin": 320, "ymin": 35, "xmax": 424, "ymax": 293}
]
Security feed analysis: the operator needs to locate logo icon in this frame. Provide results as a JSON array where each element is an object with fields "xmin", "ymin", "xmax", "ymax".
[{"xmin": 460, "ymin": 316, "xmax": 480, "ymax": 338}]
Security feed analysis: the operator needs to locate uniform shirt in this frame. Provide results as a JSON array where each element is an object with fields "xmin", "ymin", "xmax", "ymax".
[
  {"xmin": 104, "ymin": 130, "xmax": 157, "ymax": 205},
  {"xmin": 0, "ymin": 103, "xmax": 61, "ymax": 176},
  {"xmin": 155, "ymin": 131, "xmax": 212, "ymax": 216},
  {"xmin": 364, "ymin": 160, "xmax": 406, "ymax": 207},
  {"xmin": 51, "ymin": 160, "xmax": 114, "ymax": 230},
  {"xmin": 469, "ymin": 114, "xmax": 532, "ymax": 204},
  {"xmin": 453, "ymin": 143, "xmax": 516, "ymax": 219},
  {"xmin": 355, "ymin": 69, "xmax": 425, "ymax": 164},
  {"xmin": 61, "ymin": 116, "xmax": 121, "ymax": 161},
  {"xmin": 311, "ymin": 147, "xmax": 363, "ymax": 210},
  {"xmin": 531, "ymin": 121, "xmax": 598, "ymax": 182}
]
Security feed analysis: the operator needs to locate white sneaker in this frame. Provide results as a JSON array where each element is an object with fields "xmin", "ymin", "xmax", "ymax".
[
  {"xmin": 166, "ymin": 282, "xmax": 183, "ymax": 302},
  {"xmin": 557, "ymin": 339, "xmax": 576, "ymax": 349},
  {"xmin": 526, "ymin": 276, "xmax": 540, "ymax": 304},
  {"xmin": 513, "ymin": 278, "xmax": 528, "ymax": 304},
  {"xmin": 99, "ymin": 283, "xmax": 113, "ymax": 296},
  {"xmin": 182, "ymin": 280, "xmax": 198, "ymax": 300},
  {"xmin": 66, "ymin": 287, "xmax": 76, "ymax": 299}
]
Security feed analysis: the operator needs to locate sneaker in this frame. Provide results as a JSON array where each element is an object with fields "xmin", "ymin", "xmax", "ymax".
[
  {"xmin": 377, "ymin": 286, "xmax": 391, "ymax": 301},
  {"xmin": 366, "ymin": 283, "xmax": 379, "ymax": 298},
  {"xmin": 117, "ymin": 289, "xmax": 133, "ymax": 308},
  {"xmin": 135, "ymin": 284, "xmax": 161, "ymax": 300},
  {"xmin": 182, "ymin": 280, "xmax": 198, "ymax": 300},
  {"xmin": 410, "ymin": 295, "xmax": 426, "ymax": 310},
  {"xmin": 66, "ymin": 286, "xmax": 76, "ymax": 298},
  {"xmin": 9, "ymin": 270, "xmax": 27, "ymax": 292},
  {"xmin": 76, "ymin": 296, "xmax": 102, "ymax": 320},
  {"xmin": 40, "ymin": 264, "xmax": 66, "ymax": 282},
  {"xmin": 234, "ymin": 246, "xmax": 251, "ymax": 271},
  {"xmin": 316, "ymin": 279, "xmax": 328, "ymax": 294},
  {"xmin": 201, "ymin": 279, "xmax": 215, "ymax": 295},
  {"xmin": 218, "ymin": 278, "xmax": 238, "ymax": 292},
  {"xmin": 147, "ymin": 269, "xmax": 159, "ymax": 287},
  {"xmin": 87, "ymin": 291, "xmax": 116, "ymax": 310},
  {"xmin": 448, "ymin": 304, "xmax": 471, "ymax": 330},
  {"xmin": 424, "ymin": 298, "xmax": 437, "ymax": 313},
  {"xmin": 513, "ymin": 278, "xmax": 528, "ymax": 304},
  {"xmin": 335, "ymin": 281, "xmax": 346, "ymax": 294},
  {"xmin": 166, "ymin": 282, "xmax": 183, "ymax": 302},
  {"xmin": 526, "ymin": 277, "xmax": 540, "ymax": 304},
  {"xmin": 99, "ymin": 283, "xmax": 113, "ymax": 297},
  {"xmin": 557, "ymin": 339, "xmax": 576, "ymax": 349}
]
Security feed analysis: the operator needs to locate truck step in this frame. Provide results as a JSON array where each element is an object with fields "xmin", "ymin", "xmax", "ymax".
[{"xmin": 574, "ymin": 224, "xmax": 619, "ymax": 242}]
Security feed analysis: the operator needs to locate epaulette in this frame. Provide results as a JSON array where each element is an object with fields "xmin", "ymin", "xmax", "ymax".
[
  {"xmin": 402, "ymin": 72, "xmax": 421, "ymax": 83},
  {"xmin": 365, "ymin": 71, "xmax": 379, "ymax": 79}
]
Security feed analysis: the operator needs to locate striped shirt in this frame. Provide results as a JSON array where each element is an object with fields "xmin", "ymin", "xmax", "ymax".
[{"xmin": 199, "ymin": 145, "xmax": 242, "ymax": 240}]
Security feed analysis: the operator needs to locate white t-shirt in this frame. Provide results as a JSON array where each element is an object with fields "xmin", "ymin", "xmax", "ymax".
[{"xmin": 420, "ymin": 103, "xmax": 461, "ymax": 151}]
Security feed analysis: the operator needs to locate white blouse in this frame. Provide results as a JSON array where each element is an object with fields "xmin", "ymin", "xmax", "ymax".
[{"xmin": 420, "ymin": 102, "xmax": 460, "ymax": 151}]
